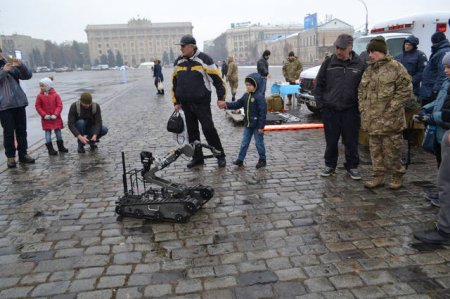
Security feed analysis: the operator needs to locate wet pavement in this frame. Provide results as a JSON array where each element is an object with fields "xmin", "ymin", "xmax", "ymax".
[{"xmin": 0, "ymin": 67, "xmax": 449, "ymax": 299}]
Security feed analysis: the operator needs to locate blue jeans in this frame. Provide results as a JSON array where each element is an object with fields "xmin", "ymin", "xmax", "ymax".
[
  {"xmin": 260, "ymin": 77, "xmax": 267, "ymax": 97},
  {"xmin": 75, "ymin": 119, "xmax": 108, "ymax": 145},
  {"xmin": 45, "ymin": 129, "xmax": 63, "ymax": 143},
  {"xmin": 0, "ymin": 107, "xmax": 28, "ymax": 158},
  {"xmin": 238, "ymin": 126, "xmax": 266, "ymax": 161}
]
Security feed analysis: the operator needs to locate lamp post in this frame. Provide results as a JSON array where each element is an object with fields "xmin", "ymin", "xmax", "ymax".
[{"xmin": 358, "ymin": 0, "xmax": 368, "ymax": 35}]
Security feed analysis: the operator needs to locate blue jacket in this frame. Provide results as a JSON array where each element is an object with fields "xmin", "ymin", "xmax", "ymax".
[
  {"xmin": 226, "ymin": 73, "xmax": 267, "ymax": 129},
  {"xmin": 419, "ymin": 39, "xmax": 450, "ymax": 99},
  {"xmin": 395, "ymin": 36, "xmax": 427, "ymax": 96},
  {"xmin": 422, "ymin": 78, "xmax": 450, "ymax": 144},
  {"xmin": 0, "ymin": 61, "xmax": 32, "ymax": 111}
]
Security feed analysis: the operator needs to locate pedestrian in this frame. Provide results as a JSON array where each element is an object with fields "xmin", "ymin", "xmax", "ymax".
[
  {"xmin": 226, "ymin": 56, "xmax": 239, "ymax": 113},
  {"xmin": 67, "ymin": 92, "xmax": 108, "ymax": 153},
  {"xmin": 418, "ymin": 31, "xmax": 450, "ymax": 106},
  {"xmin": 395, "ymin": 35, "xmax": 428, "ymax": 98},
  {"xmin": 172, "ymin": 34, "xmax": 227, "ymax": 168},
  {"xmin": 314, "ymin": 33, "xmax": 366, "ymax": 180},
  {"xmin": 257, "ymin": 50, "xmax": 271, "ymax": 96},
  {"xmin": 0, "ymin": 48, "xmax": 36, "ymax": 168},
  {"xmin": 282, "ymin": 51, "xmax": 303, "ymax": 106},
  {"xmin": 414, "ymin": 61, "xmax": 450, "ymax": 244},
  {"xmin": 358, "ymin": 36, "xmax": 413, "ymax": 190},
  {"xmin": 35, "ymin": 77, "xmax": 68, "ymax": 155},
  {"xmin": 218, "ymin": 73, "xmax": 267, "ymax": 169},
  {"xmin": 221, "ymin": 60, "xmax": 228, "ymax": 80},
  {"xmin": 153, "ymin": 59, "xmax": 164, "ymax": 95},
  {"xmin": 415, "ymin": 52, "xmax": 450, "ymax": 206}
]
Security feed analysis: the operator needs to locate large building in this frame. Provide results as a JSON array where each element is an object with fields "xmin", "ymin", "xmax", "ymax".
[
  {"xmin": 221, "ymin": 23, "xmax": 304, "ymax": 65},
  {"xmin": 257, "ymin": 18, "xmax": 354, "ymax": 65},
  {"xmin": 0, "ymin": 34, "xmax": 45, "ymax": 61},
  {"xmin": 85, "ymin": 18, "xmax": 193, "ymax": 66}
]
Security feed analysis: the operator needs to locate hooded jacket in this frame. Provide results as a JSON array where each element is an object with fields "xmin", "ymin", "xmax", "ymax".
[
  {"xmin": 225, "ymin": 73, "xmax": 266, "ymax": 129},
  {"xmin": 419, "ymin": 39, "xmax": 450, "ymax": 99},
  {"xmin": 314, "ymin": 51, "xmax": 366, "ymax": 111},
  {"xmin": 0, "ymin": 61, "xmax": 32, "ymax": 111},
  {"xmin": 395, "ymin": 36, "xmax": 427, "ymax": 96},
  {"xmin": 171, "ymin": 49, "xmax": 226, "ymax": 105},
  {"xmin": 35, "ymin": 88, "xmax": 64, "ymax": 130}
]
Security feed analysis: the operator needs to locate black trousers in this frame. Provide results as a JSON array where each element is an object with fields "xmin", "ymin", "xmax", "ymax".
[
  {"xmin": 0, "ymin": 107, "xmax": 28, "ymax": 158},
  {"xmin": 182, "ymin": 101, "xmax": 225, "ymax": 158},
  {"xmin": 322, "ymin": 107, "xmax": 360, "ymax": 170}
]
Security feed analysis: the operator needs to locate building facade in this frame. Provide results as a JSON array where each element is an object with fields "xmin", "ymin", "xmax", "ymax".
[
  {"xmin": 223, "ymin": 24, "xmax": 303, "ymax": 65},
  {"xmin": 0, "ymin": 34, "xmax": 45, "ymax": 61},
  {"xmin": 257, "ymin": 18, "xmax": 354, "ymax": 65},
  {"xmin": 85, "ymin": 18, "xmax": 193, "ymax": 66}
]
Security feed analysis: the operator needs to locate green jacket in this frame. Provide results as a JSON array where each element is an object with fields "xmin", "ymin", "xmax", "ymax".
[
  {"xmin": 282, "ymin": 57, "xmax": 303, "ymax": 82},
  {"xmin": 358, "ymin": 55, "xmax": 412, "ymax": 135}
]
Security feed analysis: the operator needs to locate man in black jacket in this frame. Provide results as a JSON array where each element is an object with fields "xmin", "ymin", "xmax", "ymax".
[
  {"xmin": 172, "ymin": 35, "xmax": 226, "ymax": 168},
  {"xmin": 257, "ymin": 50, "xmax": 271, "ymax": 96},
  {"xmin": 314, "ymin": 34, "xmax": 366, "ymax": 179}
]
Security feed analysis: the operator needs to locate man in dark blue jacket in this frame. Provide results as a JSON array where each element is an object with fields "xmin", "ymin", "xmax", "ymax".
[
  {"xmin": 314, "ymin": 34, "xmax": 366, "ymax": 180},
  {"xmin": 395, "ymin": 35, "xmax": 427, "ymax": 97},
  {"xmin": 419, "ymin": 32, "xmax": 450, "ymax": 106}
]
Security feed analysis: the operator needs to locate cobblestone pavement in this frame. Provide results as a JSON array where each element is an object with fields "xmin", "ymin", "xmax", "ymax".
[{"xmin": 0, "ymin": 73, "xmax": 448, "ymax": 299}]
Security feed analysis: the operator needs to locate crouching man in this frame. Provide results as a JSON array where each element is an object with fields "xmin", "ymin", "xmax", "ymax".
[{"xmin": 68, "ymin": 92, "xmax": 108, "ymax": 153}]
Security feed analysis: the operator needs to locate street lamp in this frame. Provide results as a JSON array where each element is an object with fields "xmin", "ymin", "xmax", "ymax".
[{"xmin": 358, "ymin": 0, "xmax": 369, "ymax": 36}]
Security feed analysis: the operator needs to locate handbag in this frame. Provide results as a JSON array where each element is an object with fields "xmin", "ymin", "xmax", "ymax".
[
  {"xmin": 422, "ymin": 125, "xmax": 437, "ymax": 154},
  {"xmin": 167, "ymin": 111, "xmax": 184, "ymax": 134},
  {"xmin": 157, "ymin": 80, "xmax": 164, "ymax": 91}
]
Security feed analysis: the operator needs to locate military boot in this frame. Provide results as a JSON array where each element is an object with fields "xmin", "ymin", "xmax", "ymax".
[
  {"xmin": 187, "ymin": 146, "xmax": 204, "ymax": 169},
  {"xmin": 364, "ymin": 176, "xmax": 385, "ymax": 189},
  {"xmin": 388, "ymin": 175, "xmax": 403, "ymax": 190},
  {"xmin": 286, "ymin": 95, "xmax": 292, "ymax": 106}
]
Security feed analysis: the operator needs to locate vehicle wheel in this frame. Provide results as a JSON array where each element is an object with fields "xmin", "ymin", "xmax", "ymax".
[
  {"xmin": 115, "ymin": 206, "xmax": 123, "ymax": 215},
  {"xmin": 185, "ymin": 202, "xmax": 197, "ymax": 214},
  {"xmin": 175, "ymin": 214, "xmax": 186, "ymax": 223},
  {"xmin": 199, "ymin": 188, "xmax": 213, "ymax": 200},
  {"xmin": 306, "ymin": 103, "xmax": 321, "ymax": 115}
]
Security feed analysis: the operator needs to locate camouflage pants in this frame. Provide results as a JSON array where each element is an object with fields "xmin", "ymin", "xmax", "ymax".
[
  {"xmin": 228, "ymin": 80, "xmax": 238, "ymax": 97},
  {"xmin": 368, "ymin": 133, "xmax": 406, "ymax": 177}
]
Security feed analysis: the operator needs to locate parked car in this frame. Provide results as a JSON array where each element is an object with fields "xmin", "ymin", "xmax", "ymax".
[{"xmin": 35, "ymin": 66, "xmax": 50, "ymax": 73}]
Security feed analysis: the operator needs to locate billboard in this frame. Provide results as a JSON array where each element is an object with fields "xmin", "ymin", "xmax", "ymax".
[{"xmin": 304, "ymin": 13, "xmax": 317, "ymax": 29}]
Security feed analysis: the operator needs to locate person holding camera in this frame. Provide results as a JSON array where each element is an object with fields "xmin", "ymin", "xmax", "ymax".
[
  {"xmin": 68, "ymin": 92, "xmax": 108, "ymax": 153},
  {"xmin": 414, "ymin": 52, "xmax": 450, "ymax": 206},
  {"xmin": 0, "ymin": 48, "xmax": 36, "ymax": 168}
]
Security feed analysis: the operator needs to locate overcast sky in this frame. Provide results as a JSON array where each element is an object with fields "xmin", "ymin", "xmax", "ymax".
[{"xmin": 0, "ymin": 0, "xmax": 448, "ymax": 49}]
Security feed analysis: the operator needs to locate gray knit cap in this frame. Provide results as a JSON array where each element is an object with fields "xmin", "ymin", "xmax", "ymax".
[{"xmin": 442, "ymin": 51, "xmax": 450, "ymax": 66}]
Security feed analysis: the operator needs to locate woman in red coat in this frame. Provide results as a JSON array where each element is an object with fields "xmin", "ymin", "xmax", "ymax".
[{"xmin": 35, "ymin": 77, "xmax": 68, "ymax": 155}]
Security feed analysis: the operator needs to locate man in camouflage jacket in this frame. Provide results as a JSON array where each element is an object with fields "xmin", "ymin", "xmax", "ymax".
[
  {"xmin": 282, "ymin": 51, "xmax": 303, "ymax": 105},
  {"xmin": 226, "ymin": 56, "xmax": 238, "ymax": 101},
  {"xmin": 358, "ymin": 36, "xmax": 413, "ymax": 190}
]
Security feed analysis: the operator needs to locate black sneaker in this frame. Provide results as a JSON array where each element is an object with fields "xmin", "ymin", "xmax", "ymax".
[
  {"xmin": 78, "ymin": 145, "xmax": 86, "ymax": 153},
  {"xmin": 255, "ymin": 160, "xmax": 266, "ymax": 169},
  {"xmin": 217, "ymin": 157, "xmax": 226, "ymax": 168},
  {"xmin": 187, "ymin": 158, "xmax": 204, "ymax": 168},
  {"xmin": 19, "ymin": 154, "xmax": 35, "ymax": 164},
  {"xmin": 320, "ymin": 166, "xmax": 335, "ymax": 177},
  {"xmin": 347, "ymin": 168, "xmax": 361, "ymax": 180},
  {"xmin": 233, "ymin": 159, "xmax": 243, "ymax": 166}
]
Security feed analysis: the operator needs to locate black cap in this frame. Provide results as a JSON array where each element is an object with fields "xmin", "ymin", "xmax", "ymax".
[
  {"xmin": 431, "ymin": 31, "xmax": 446, "ymax": 44},
  {"xmin": 176, "ymin": 34, "xmax": 196, "ymax": 45}
]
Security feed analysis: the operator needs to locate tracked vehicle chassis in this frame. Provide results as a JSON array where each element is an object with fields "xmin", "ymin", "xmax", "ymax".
[{"xmin": 116, "ymin": 142, "xmax": 220, "ymax": 223}]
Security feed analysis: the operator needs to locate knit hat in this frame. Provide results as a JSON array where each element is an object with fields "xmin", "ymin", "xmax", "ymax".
[
  {"xmin": 80, "ymin": 92, "xmax": 92, "ymax": 104},
  {"xmin": 442, "ymin": 52, "xmax": 450, "ymax": 66},
  {"xmin": 245, "ymin": 76, "xmax": 257, "ymax": 88},
  {"xmin": 334, "ymin": 33, "xmax": 353, "ymax": 48},
  {"xmin": 39, "ymin": 77, "xmax": 53, "ymax": 91},
  {"xmin": 366, "ymin": 36, "xmax": 387, "ymax": 54},
  {"xmin": 431, "ymin": 31, "xmax": 446, "ymax": 44},
  {"xmin": 288, "ymin": 51, "xmax": 295, "ymax": 57}
]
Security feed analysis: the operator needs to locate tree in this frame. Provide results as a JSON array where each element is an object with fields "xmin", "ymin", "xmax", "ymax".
[
  {"xmin": 169, "ymin": 48, "xmax": 175, "ymax": 63},
  {"xmin": 100, "ymin": 54, "xmax": 108, "ymax": 65},
  {"xmin": 162, "ymin": 51, "xmax": 169, "ymax": 66},
  {"xmin": 116, "ymin": 51, "xmax": 124, "ymax": 66},
  {"xmin": 107, "ymin": 49, "xmax": 115, "ymax": 67},
  {"xmin": 94, "ymin": 58, "xmax": 100, "ymax": 66}
]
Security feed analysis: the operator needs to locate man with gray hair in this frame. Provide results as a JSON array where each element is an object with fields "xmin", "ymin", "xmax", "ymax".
[{"xmin": 314, "ymin": 33, "xmax": 366, "ymax": 179}]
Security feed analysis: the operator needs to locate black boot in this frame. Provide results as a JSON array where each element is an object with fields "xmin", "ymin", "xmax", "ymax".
[
  {"xmin": 46, "ymin": 142, "xmax": 58, "ymax": 155},
  {"xmin": 161, "ymin": 89, "xmax": 165, "ymax": 95},
  {"xmin": 56, "ymin": 140, "xmax": 68, "ymax": 153},
  {"xmin": 187, "ymin": 146, "xmax": 204, "ymax": 168}
]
